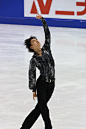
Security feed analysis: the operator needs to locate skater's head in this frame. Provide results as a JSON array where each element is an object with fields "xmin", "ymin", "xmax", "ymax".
[{"xmin": 24, "ymin": 36, "xmax": 41, "ymax": 53}]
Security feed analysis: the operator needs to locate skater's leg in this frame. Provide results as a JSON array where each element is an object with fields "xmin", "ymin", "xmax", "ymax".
[
  {"xmin": 20, "ymin": 79, "xmax": 41, "ymax": 129},
  {"xmin": 20, "ymin": 81, "xmax": 55, "ymax": 129},
  {"xmin": 46, "ymin": 81, "xmax": 55, "ymax": 103},
  {"xmin": 21, "ymin": 103, "xmax": 41, "ymax": 129},
  {"xmin": 44, "ymin": 81, "xmax": 55, "ymax": 129},
  {"xmin": 37, "ymin": 81, "xmax": 55, "ymax": 129}
]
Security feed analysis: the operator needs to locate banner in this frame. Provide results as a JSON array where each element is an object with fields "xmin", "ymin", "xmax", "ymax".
[
  {"xmin": 24, "ymin": 0, "xmax": 86, "ymax": 20},
  {"xmin": 0, "ymin": 0, "xmax": 86, "ymax": 28}
]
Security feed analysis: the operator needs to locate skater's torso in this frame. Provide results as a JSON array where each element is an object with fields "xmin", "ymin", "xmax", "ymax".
[{"xmin": 32, "ymin": 47, "xmax": 55, "ymax": 80}]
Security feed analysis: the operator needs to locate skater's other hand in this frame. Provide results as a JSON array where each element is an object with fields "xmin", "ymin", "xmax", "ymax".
[
  {"xmin": 36, "ymin": 11, "xmax": 42, "ymax": 20},
  {"xmin": 33, "ymin": 92, "xmax": 37, "ymax": 101}
]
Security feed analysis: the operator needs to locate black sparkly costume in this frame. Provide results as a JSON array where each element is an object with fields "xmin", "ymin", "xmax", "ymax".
[{"xmin": 29, "ymin": 17, "xmax": 55, "ymax": 92}]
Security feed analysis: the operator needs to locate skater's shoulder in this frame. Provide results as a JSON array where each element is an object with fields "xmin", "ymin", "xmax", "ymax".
[{"xmin": 30, "ymin": 55, "xmax": 36, "ymax": 64}]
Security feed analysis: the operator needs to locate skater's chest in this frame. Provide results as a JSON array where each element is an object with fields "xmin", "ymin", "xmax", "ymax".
[{"xmin": 35, "ymin": 50, "xmax": 51, "ymax": 67}]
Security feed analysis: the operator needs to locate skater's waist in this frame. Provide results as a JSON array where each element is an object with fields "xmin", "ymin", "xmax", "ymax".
[{"xmin": 39, "ymin": 75, "xmax": 55, "ymax": 83}]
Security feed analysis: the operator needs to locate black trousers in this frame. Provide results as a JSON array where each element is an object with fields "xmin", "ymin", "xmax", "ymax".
[{"xmin": 21, "ymin": 76, "xmax": 55, "ymax": 129}]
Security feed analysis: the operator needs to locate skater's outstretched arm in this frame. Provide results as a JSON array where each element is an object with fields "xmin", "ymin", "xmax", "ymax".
[{"xmin": 36, "ymin": 12, "xmax": 51, "ymax": 51}]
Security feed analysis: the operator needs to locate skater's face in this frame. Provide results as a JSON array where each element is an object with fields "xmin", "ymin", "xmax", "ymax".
[{"xmin": 30, "ymin": 38, "xmax": 41, "ymax": 51}]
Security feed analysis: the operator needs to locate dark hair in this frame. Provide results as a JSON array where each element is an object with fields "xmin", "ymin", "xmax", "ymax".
[{"xmin": 24, "ymin": 36, "xmax": 37, "ymax": 53}]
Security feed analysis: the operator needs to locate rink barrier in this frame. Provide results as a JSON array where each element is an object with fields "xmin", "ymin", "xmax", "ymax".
[
  {"xmin": 0, "ymin": 0, "xmax": 86, "ymax": 29},
  {"xmin": 0, "ymin": 17, "xmax": 86, "ymax": 29}
]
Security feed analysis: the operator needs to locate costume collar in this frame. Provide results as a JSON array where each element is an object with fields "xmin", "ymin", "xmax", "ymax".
[{"xmin": 33, "ymin": 48, "xmax": 43, "ymax": 58}]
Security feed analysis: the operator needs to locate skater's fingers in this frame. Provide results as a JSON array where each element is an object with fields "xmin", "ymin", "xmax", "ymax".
[
  {"xmin": 33, "ymin": 92, "xmax": 37, "ymax": 100},
  {"xmin": 33, "ymin": 95, "xmax": 35, "ymax": 101},
  {"xmin": 36, "ymin": 15, "xmax": 38, "ymax": 19},
  {"xmin": 37, "ymin": 11, "xmax": 39, "ymax": 15},
  {"xmin": 34, "ymin": 94, "xmax": 37, "ymax": 97},
  {"xmin": 36, "ymin": 13, "xmax": 42, "ymax": 20},
  {"xmin": 36, "ymin": 16, "xmax": 39, "ymax": 20}
]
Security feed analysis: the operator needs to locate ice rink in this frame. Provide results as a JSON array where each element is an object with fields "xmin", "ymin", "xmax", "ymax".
[{"xmin": 0, "ymin": 23, "xmax": 86, "ymax": 129}]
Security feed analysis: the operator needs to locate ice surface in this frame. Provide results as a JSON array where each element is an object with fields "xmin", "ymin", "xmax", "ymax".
[{"xmin": 0, "ymin": 23, "xmax": 86, "ymax": 129}]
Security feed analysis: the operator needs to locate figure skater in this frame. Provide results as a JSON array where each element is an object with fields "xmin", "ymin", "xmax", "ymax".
[{"xmin": 20, "ymin": 12, "xmax": 55, "ymax": 129}]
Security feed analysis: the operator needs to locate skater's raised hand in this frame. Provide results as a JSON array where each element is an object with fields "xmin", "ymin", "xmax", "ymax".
[
  {"xmin": 33, "ymin": 92, "xmax": 37, "ymax": 101},
  {"xmin": 36, "ymin": 12, "xmax": 42, "ymax": 20}
]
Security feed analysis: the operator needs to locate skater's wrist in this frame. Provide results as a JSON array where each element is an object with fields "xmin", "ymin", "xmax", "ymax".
[{"xmin": 32, "ymin": 89, "xmax": 36, "ymax": 92}]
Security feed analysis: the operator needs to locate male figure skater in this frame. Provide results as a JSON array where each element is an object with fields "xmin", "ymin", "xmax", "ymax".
[{"xmin": 20, "ymin": 13, "xmax": 55, "ymax": 129}]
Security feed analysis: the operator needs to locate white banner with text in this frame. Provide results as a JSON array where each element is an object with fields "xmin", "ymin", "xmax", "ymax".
[{"xmin": 24, "ymin": 0, "xmax": 86, "ymax": 20}]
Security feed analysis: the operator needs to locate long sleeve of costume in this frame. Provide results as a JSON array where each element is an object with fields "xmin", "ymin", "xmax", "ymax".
[
  {"xmin": 40, "ymin": 17, "xmax": 51, "ymax": 50},
  {"xmin": 29, "ymin": 59, "xmax": 36, "ymax": 92}
]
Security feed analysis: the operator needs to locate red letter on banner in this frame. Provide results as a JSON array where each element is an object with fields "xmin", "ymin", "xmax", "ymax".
[
  {"xmin": 76, "ymin": 0, "xmax": 86, "ymax": 15},
  {"xmin": 30, "ymin": 0, "xmax": 52, "ymax": 14},
  {"xmin": 30, "ymin": 1, "xmax": 38, "ymax": 14},
  {"xmin": 55, "ymin": 11, "xmax": 74, "ymax": 15},
  {"xmin": 55, "ymin": 3, "xmax": 74, "ymax": 15}
]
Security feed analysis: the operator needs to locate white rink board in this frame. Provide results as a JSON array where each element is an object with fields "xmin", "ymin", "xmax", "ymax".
[{"xmin": 24, "ymin": 0, "xmax": 86, "ymax": 20}]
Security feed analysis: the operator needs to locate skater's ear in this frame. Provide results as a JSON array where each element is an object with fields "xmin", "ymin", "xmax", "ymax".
[{"xmin": 30, "ymin": 45, "xmax": 34, "ymax": 50}]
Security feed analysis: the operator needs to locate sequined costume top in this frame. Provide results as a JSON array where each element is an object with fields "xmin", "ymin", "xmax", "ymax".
[{"xmin": 29, "ymin": 17, "xmax": 55, "ymax": 92}]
